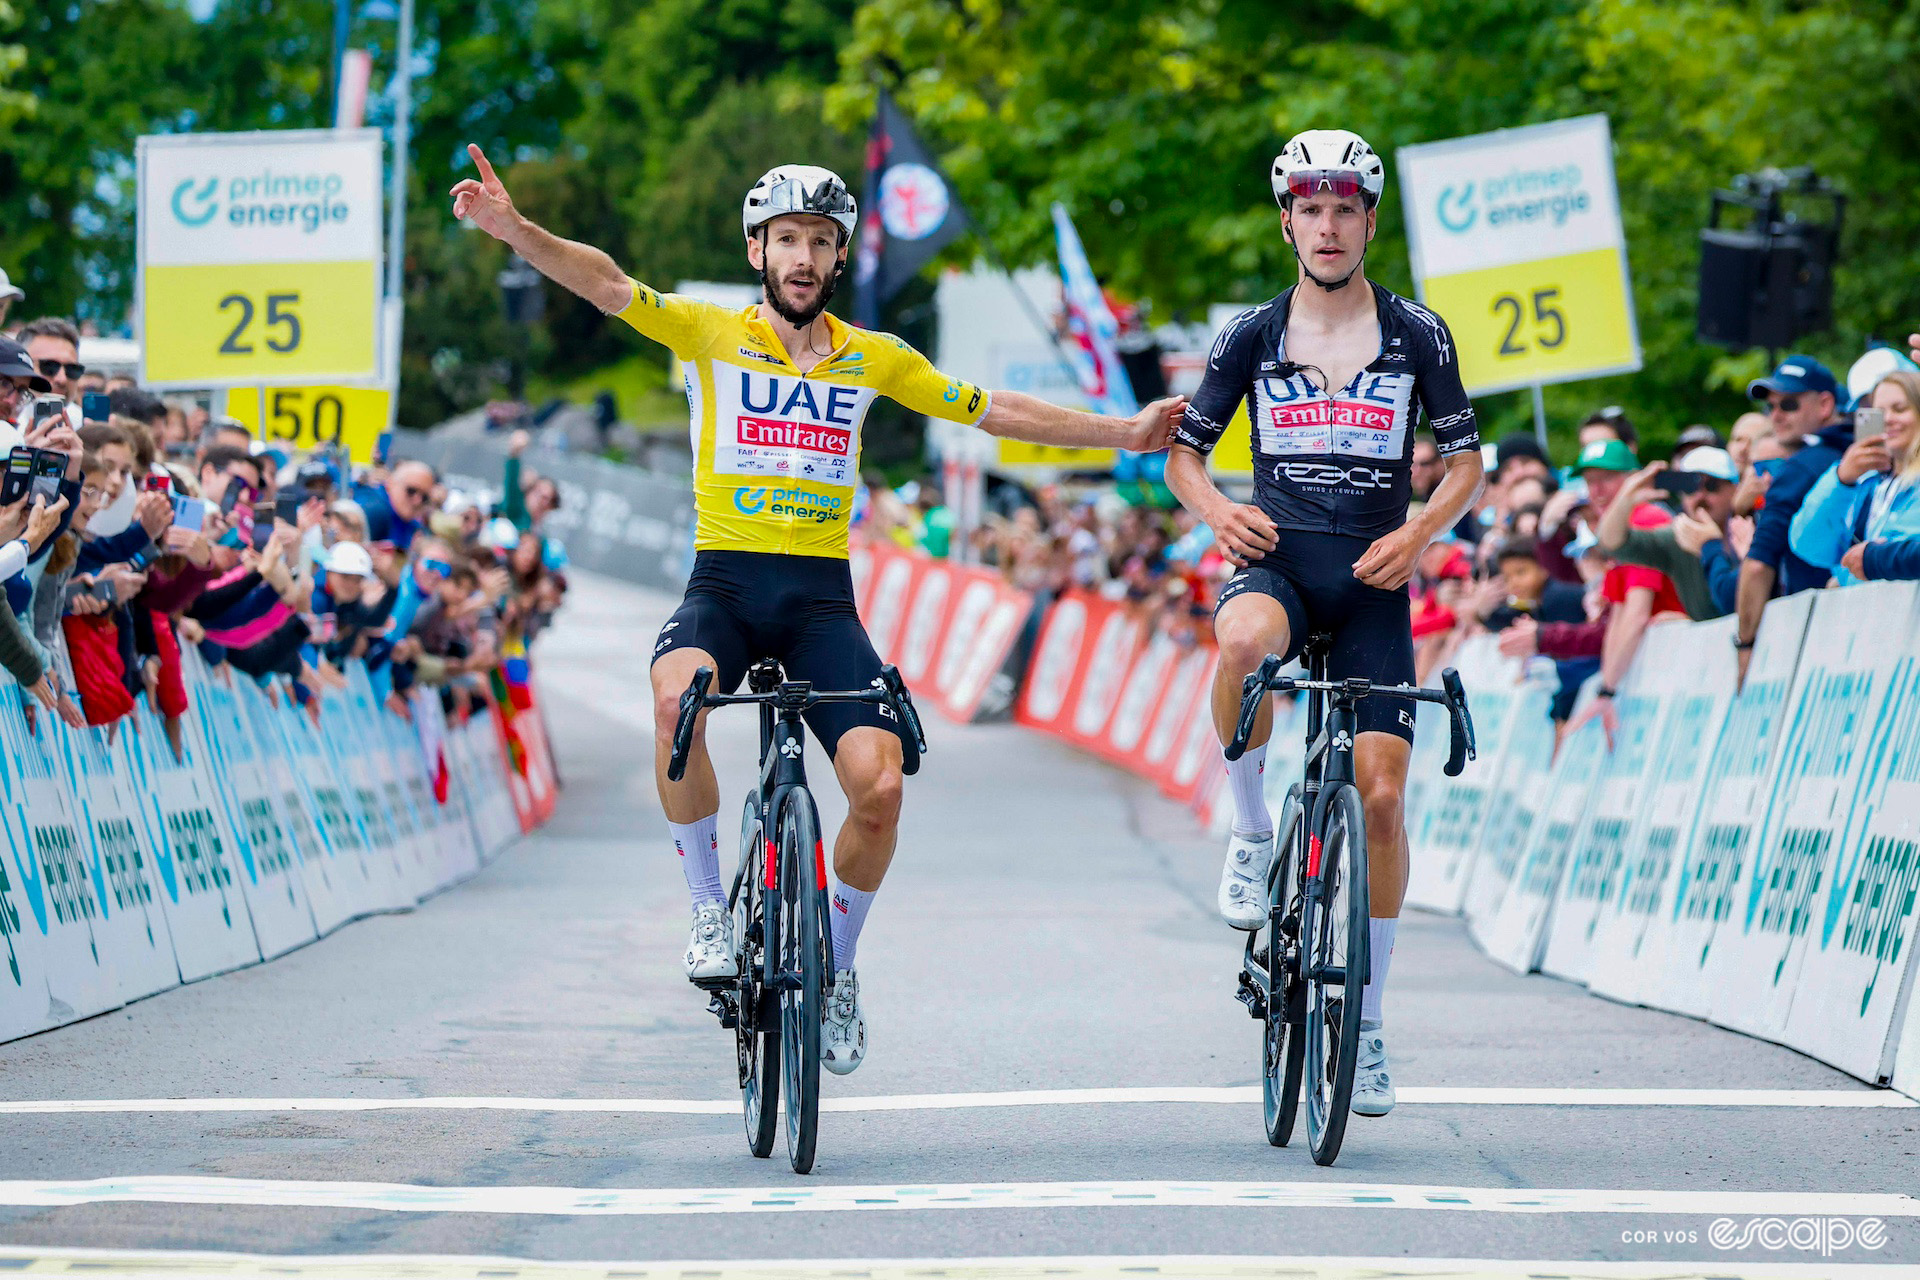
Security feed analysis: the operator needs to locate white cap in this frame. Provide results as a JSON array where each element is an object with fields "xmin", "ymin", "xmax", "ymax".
[
  {"xmin": 0, "ymin": 267, "xmax": 21, "ymax": 302},
  {"xmin": 323, "ymin": 541, "xmax": 374, "ymax": 577},
  {"xmin": 1677, "ymin": 446, "xmax": 1739, "ymax": 484},
  {"xmin": 482, "ymin": 516, "xmax": 521, "ymax": 550}
]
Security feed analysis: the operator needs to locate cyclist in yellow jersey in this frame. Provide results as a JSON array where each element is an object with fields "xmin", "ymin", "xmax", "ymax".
[{"xmin": 452, "ymin": 144, "xmax": 1184, "ymax": 1072}]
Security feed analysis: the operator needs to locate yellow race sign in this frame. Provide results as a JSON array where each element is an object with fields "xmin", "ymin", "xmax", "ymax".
[
  {"xmin": 137, "ymin": 129, "xmax": 384, "ymax": 389},
  {"xmin": 142, "ymin": 261, "xmax": 379, "ymax": 387},
  {"xmin": 225, "ymin": 384, "xmax": 392, "ymax": 465},
  {"xmin": 1398, "ymin": 115, "xmax": 1640, "ymax": 397},
  {"xmin": 1421, "ymin": 246, "xmax": 1638, "ymax": 395}
]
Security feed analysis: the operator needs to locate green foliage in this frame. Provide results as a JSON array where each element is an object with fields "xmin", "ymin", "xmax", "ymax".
[
  {"xmin": 7, "ymin": 0, "xmax": 1914, "ymax": 454},
  {"xmin": 832, "ymin": 0, "xmax": 1920, "ymax": 458}
]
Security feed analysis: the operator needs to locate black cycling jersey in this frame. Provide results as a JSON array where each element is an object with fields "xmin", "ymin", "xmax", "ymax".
[{"xmin": 1173, "ymin": 283, "xmax": 1480, "ymax": 541}]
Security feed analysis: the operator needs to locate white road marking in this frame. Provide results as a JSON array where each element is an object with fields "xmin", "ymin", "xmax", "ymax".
[
  {"xmin": 0, "ymin": 1086, "xmax": 1910, "ymax": 1116},
  {"xmin": 0, "ymin": 1176, "xmax": 1911, "ymax": 1218},
  {"xmin": 0, "ymin": 1248, "xmax": 1906, "ymax": 1280}
]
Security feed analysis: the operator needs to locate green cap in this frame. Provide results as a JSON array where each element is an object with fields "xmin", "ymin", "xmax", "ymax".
[{"xmin": 1577, "ymin": 438, "xmax": 1640, "ymax": 473}]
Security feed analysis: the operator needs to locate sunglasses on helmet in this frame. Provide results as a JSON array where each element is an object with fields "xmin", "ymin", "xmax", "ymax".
[
  {"xmin": 1284, "ymin": 169, "xmax": 1368, "ymax": 201},
  {"xmin": 761, "ymin": 176, "xmax": 855, "ymax": 218}
]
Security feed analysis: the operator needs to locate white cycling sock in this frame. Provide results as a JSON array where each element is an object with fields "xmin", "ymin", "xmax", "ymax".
[
  {"xmin": 1226, "ymin": 743, "xmax": 1272, "ymax": 839},
  {"xmin": 669, "ymin": 814, "xmax": 724, "ymax": 909},
  {"xmin": 1361, "ymin": 916, "xmax": 1397, "ymax": 1027},
  {"xmin": 830, "ymin": 881, "xmax": 876, "ymax": 971}
]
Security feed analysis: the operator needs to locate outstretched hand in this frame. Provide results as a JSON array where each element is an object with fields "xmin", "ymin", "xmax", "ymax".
[
  {"xmin": 1126, "ymin": 396, "xmax": 1188, "ymax": 454},
  {"xmin": 450, "ymin": 144, "xmax": 519, "ymax": 241}
]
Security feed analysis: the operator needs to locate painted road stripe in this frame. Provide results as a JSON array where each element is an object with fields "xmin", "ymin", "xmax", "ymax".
[
  {"xmin": 0, "ymin": 1086, "xmax": 1910, "ymax": 1115},
  {"xmin": 0, "ymin": 1250, "xmax": 1907, "ymax": 1280},
  {"xmin": 0, "ymin": 1176, "xmax": 1911, "ymax": 1218}
]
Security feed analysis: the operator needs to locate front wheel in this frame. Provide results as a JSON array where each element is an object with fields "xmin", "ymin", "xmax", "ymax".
[
  {"xmin": 1264, "ymin": 786, "xmax": 1307, "ymax": 1148},
  {"xmin": 735, "ymin": 796, "xmax": 779, "ymax": 1159},
  {"xmin": 1305, "ymin": 783, "xmax": 1369, "ymax": 1167},
  {"xmin": 778, "ymin": 790, "xmax": 826, "ymax": 1174}
]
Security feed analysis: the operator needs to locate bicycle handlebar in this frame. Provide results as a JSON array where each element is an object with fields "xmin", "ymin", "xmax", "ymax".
[
  {"xmin": 665, "ymin": 663, "xmax": 929, "ymax": 782},
  {"xmin": 1224, "ymin": 658, "xmax": 1479, "ymax": 777}
]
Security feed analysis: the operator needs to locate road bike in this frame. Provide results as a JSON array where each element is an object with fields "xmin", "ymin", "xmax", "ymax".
[
  {"xmin": 667, "ymin": 658, "xmax": 926, "ymax": 1174},
  {"xmin": 1227, "ymin": 634, "xmax": 1475, "ymax": 1166}
]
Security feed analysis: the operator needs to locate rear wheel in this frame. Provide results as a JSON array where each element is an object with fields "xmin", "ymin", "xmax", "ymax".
[
  {"xmin": 1264, "ymin": 786, "xmax": 1307, "ymax": 1148},
  {"xmin": 1305, "ymin": 783, "xmax": 1369, "ymax": 1167},
  {"xmin": 735, "ymin": 797, "xmax": 778, "ymax": 1159},
  {"xmin": 778, "ymin": 791, "xmax": 826, "ymax": 1174}
]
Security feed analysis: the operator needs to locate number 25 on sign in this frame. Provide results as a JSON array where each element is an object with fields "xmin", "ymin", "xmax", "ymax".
[
  {"xmin": 1420, "ymin": 246, "xmax": 1637, "ymax": 396},
  {"xmin": 141, "ymin": 260, "xmax": 378, "ymax": 386}
]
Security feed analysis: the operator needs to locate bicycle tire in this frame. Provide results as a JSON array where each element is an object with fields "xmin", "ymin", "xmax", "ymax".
[
  {"xmin": 778, "ymin": 789, "xmax": 826, "ymax": 1174},
  {"xmin": 1264, "ymin": 785, "xmax": 1307, "ymax": 1148},
  {"xmin": 1305, "ymin": 782, "xmax": 1369, "ymax": 1167},
  {"xmin": 736, "ymin": 795, "xmax": 779, "ymax": 1160}
]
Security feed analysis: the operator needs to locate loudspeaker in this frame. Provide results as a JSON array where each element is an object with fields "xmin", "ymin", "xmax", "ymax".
[{"xmin": 1697, "ymin": 170, "xmax": 1842, "ymax": 352}]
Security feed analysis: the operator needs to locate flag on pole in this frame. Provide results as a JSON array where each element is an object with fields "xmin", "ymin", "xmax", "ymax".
[
  {"xmin": 855, "ymin": 90, "xmax": 971, "ymax": 328},
  {"xmin": 1050, "ymin": 202, "xmax": 1138, "ymax": 418}
]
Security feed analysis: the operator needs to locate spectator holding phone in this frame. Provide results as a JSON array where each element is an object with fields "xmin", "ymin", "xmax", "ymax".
[
  {"xmin": 1595, "ymin": 449, "xmax": 1741, "ymax": 621},
  {"xmin": 16, "ymin": 318, "xmax": 82, "ymax": 408},
  {"xmin": 1789, "ymin": 371, "xmax": 1920, "ymax": 584},
  {"xmin": 1736, "ymin": 355, "xmax": 1852, "ymax": 681}
]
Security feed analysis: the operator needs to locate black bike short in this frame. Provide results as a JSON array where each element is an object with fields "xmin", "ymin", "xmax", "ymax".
[
  {"xmin": 653, "ymin": 550, "xmax": 895, "ymax": 759},
  {"xmin": 1215, "ymin": 530, "xmax": 1417, "ymax": 743}
]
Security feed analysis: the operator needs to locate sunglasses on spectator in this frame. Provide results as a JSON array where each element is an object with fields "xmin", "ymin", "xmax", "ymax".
[
  {"xmin": 401, "ymin": 485, "xmax": 432, "ymax": 501},
  {"xmin": 1767, "ymin": 395, "xmax": 1801, "ymax": 414},
  {"xmin": 420, "ymin": 558, "xmax": 453, "ymax": 577},
  {"xmin": 37, "ymin": 359, "xmax": 85, "ymax": 380}
]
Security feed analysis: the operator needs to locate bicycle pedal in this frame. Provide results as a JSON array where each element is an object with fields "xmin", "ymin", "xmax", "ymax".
[
  {"xmin": 689, "ymin": 974, "xmax": 737, "ymax": 993},
  {"xmin": 1234, "ymin": 970, "xmax": 1268, "ymax": 1020},
  {"xmin": 706, "ymin": 991, "xmax": 739, "ymax": 1029}
]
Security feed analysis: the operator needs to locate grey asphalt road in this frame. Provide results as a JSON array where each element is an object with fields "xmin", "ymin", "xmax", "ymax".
[{"xmin": 0, "ymin": 571, "xmax": 1913, "ymax": 1278}]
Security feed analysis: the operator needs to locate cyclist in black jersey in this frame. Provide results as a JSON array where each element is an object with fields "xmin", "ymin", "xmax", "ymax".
[{"xmin": 1166, "ymin": 129, "xmax": 1485, "ymax": 1120}]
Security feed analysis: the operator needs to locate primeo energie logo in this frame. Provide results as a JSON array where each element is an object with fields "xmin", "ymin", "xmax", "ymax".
[
  {"xmin": 170, "ymin": 169, "xmax": 354, "ymax": 234},
  {"xmin": 1435, "ymin": 164, "xmax": 1591, "ymax": 234},
  {"xmin": 733, "ymin": 486, "xmax": 845, "ymax": 523}
]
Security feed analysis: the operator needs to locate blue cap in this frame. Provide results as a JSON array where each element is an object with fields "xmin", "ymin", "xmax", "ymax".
[{"xmin": 1748, "ymin": 355, "xmax": 1839, "ymax": 401}]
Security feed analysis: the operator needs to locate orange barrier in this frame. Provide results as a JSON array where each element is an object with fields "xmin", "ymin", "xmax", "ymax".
[{"xmin": 852, "ymin": 540, "xmax": 1036, "ymax": 724}]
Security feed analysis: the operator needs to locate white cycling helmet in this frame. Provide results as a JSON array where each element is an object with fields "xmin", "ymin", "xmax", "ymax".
[
  {"xmin": 1271, "ymin": 129, "xmax": 1386, "ymax": 209},
  {"xmin": 742, "ymin": 165, "xmax": 859, "ymax": 242}
]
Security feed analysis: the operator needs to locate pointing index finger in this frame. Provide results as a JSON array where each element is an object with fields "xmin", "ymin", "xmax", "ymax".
[{"xmin": 468, "ymin": 143, "xmax": 501, "ymax": 188}]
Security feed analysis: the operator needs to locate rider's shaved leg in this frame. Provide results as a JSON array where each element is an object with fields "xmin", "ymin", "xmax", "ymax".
[
  {"xmin": 653, "ymin": 647, "xmax": 724, "ymax": 905},
  {"xmin": 1354, "ymin": 730, "xmax": 1412, "ymax": 1025},
  {"xmin": 1212, "ymin": 593, "xmax": 1291, "ymax": 837},
  {"xmin": 829, "ymin": 726, "xmax": 903, "ymax": 892}
]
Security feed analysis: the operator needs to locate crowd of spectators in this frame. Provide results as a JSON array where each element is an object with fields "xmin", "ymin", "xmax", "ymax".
[
  {"xmin": 863, "ymin": 336, "xmax": 1920, "ymax": 750},
  {"xmin": 0, "ymin": 308, "xmax": 569, "ymax": 758}
]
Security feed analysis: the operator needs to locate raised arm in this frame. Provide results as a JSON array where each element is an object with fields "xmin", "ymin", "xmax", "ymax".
[
  {"xmin": 977, "ymin": 390, "xmax": 1185, "ymax": 453},
  {"xmin": 450, "ymin": 144, "xmax": 632, "ymax": 315}
]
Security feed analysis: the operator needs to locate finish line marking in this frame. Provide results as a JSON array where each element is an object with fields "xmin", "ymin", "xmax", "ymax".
[
  {"xmin": 0, "ymin": 1086, "xmax": 1911, "ymax": 1116},
  {"xmin": 0, "ymin": 1176, "xmax": 1911, "ymax": 1218},
  {"xmin": 0, "ymin": 1250, "xmax": 1906, "ymax": 1280}
]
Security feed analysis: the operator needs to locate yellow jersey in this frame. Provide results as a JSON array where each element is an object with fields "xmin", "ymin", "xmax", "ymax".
[{"xmin": 614, "ymin": 280, "xmax": 991, "ymax": 559}]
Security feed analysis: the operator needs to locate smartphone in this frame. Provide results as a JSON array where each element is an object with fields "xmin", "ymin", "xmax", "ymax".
[
  {"xmin": 1661, "ymin": 470, "xmax": 1703, "ymax": 496},
  {"xmin": 143, "ymin": 471, "xmax": 173, "ymax": 494},
  {"xmin": 81, "ymin": 392, "xmax": 112, "ymax": 424},
  {"xmin": 1752, "ymin": 458, "xmax": 1788, "ymax": 481},
  {"xmin": 1, "ymin": 448, "xmax": 33, "ymax": 506},
  {"xmin": 171, "ymin": 496, "xmax": 205, "ymax": 532},
  {"xmin": 88, "ymin": 577, "xmax": 117, "ymax": 603},
  {"xmin": 30, "ymin": 450, "xmax": 65, "ymax": 503},
  {"xmin": 250, "ymin": 520, "xmax": 275, "ymax": 552},
  {"xmin": 30, "ymin": 397, "xmax": 65, "ymax": 427},
  {"xmin": 252, "ymin": 498, "xmax": 277, "ymax": 532},
  {"xmin": 275, "ymin": 490, "xmax": 306, "ymax": 525},
  {"xmin": 1857, "ymin": 406, "xmax": 1887, "ymax": 438}
]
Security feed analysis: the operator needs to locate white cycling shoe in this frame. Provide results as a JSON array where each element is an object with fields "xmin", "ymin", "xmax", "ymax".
[
  {"xmin": 1218, "ymin": 831, "xmax": 1276, "ymax": 930},
  {"xmin": 682, "ymin": 902, "xmax": 738, "ymax": 981},
  {"xmin": 821, "ymin": 968, "xmax": 866, "ymax": 1076},
  {"xmin": 1351, "ymin": 1029, "xmax": 1396, "ymax": 1117}
]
